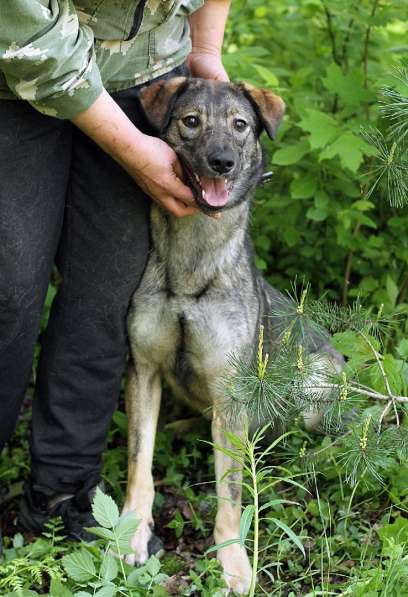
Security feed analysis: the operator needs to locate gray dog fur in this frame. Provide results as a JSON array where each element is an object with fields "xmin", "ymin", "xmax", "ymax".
[{"xmin": 122, "ymin": 78, "xmax": 343, "ymax": 594}]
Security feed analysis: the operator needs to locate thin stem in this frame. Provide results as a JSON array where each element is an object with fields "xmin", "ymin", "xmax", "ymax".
[
  {"xmin": 362, "ymin": 0, "xmax": 380, "ymax": 89},
  {"xmin": 357, "ymin": 331, "xmax": 400, "ymax": 428},
  {"xmin": 322, "ymin": 2, "xmax": 340, "ymax": 65},
  {"xmin": 343, "ymin": 479, "xmax": 360, "ymax": 537},
  {"xmin": 248, "ymin": 441, "xmax": 259, "ymax": 597},
  {"xmin": 306, "ymin": 382, "xmax": 408, "ymax": 403},
  {"xmin": 342, "ymin": 222, "xmax": 361, "ymax": 306},
  {"xmin": 341, "ymin": 18, "xmax": 354, "ymax": 71},
  {"xmin": 362, "ymin": 0, "xmax": 380, "ymax": 119},
  {"xmin": 113, "ymin": 533, "xmax": 134, "ymax": 597}
]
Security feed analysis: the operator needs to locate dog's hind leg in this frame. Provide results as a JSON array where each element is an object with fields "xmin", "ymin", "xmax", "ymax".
[
  {"xmin": 212, "ymin": 410, "xmax": 252, "ymax": 595},
  {"xmin": 122, "ymin": 361, "xmax": 161, "ymax": 565},
  {"xmin": 303, "ymin": 345, "xmax": 345, "ymax": 432}
]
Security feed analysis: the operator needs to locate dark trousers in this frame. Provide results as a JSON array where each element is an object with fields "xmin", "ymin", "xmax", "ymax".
[{"xmin": 0, "ymin": 65, "xmax": 184, "ymax": 493}]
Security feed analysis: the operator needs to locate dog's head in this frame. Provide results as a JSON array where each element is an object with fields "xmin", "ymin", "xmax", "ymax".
[{"xmin": 139, "ymin": 77, "xmax": 285, "ymax": 214}]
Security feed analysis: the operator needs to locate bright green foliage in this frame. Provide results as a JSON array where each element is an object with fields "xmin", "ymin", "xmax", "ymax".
[
  {"xmin": 224, "ymin": 0, "xmax": 408, "ymax": 311},
  {"xmin": 2, "ymin": 1, "xmax": 408, "ymax": 596}
]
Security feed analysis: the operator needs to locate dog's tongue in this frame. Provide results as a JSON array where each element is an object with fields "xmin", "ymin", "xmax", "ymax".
[{"xmin": 200, "ymin": 177, "xmax": 229, "ymax": 207}]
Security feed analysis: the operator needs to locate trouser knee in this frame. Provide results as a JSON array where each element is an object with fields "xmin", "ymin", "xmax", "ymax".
[{"xmin": 0, "ymin": 285, "xmax": 45, "ymax": 354}]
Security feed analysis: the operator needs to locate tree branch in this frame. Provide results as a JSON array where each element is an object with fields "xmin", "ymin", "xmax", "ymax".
[
  {"xmin": 322, "ymin": 2, "xmax": 341, "ymax": 66},
  {"xmin": 357, "ymin": 330, "xmax": 400, "ymax": 429}
]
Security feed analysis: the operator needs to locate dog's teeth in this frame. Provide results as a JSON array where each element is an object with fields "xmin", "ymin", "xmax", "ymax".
[
  {"xmin": 202, "ymin": 190, "xmax": 206, "ymax": 198},
  {"xmin": 195, "ymin": 174, "xmax": 200, "ymax": 182}
]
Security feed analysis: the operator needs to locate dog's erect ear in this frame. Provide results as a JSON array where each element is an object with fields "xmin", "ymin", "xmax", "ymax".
[
  {"xmin": 240, "ymin": 83, "xmax": 285, "ymax": 140},
  {"xmin": 139, "ymin": 76, "xmax": 189, "ymax": 133}
]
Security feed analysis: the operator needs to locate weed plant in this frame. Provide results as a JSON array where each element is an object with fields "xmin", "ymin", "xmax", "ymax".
[{"xmin": 1, "ymin": 1, "xmax": 408, "ymax": 596}]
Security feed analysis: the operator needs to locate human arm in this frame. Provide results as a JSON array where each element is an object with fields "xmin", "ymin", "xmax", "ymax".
[
  {"xmin": 72, "ymin": 90, "xmax": 197, "ymax": 217},
  {"xmin": 187, "ymin": 0, "xmax": 231, "ymax": 81},
  {"xmin": 0, "ymin": 0, "xmax": 196, "ymax": 216},
  {"xmin": 0, "ymin": 0, "xmax": 103, "ymax": 118}
]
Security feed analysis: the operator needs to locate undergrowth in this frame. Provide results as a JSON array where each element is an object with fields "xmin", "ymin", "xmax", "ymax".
[{"xmin": 1, "ymin": 0, "xmax": 408, "ymax": 595}]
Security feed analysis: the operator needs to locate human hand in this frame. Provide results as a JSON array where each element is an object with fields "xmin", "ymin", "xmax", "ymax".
[
  {"xmin": 73, "ymin": 90, "xmax": 197, "ymax": 218},
  {"xmin": 187, "ymin": 51, "xmax": 229, "ymax": 82},
  {"xmin": 122, "ymin": 134, "xmax": 197, "ymax": 217}
]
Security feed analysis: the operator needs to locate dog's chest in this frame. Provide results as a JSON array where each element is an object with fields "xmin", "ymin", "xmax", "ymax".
[{"xmin": 127, "ymin": 208, "xmax": 257, "ymax": 402}]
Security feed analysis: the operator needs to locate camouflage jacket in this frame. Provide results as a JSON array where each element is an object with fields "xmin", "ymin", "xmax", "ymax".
[{"xmin": 0, "ymin": 0, "xmax": 203, "ymax": 119}]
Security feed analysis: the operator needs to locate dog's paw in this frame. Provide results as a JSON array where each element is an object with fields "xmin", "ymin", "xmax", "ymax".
[
  {"xmin": 217, "ymin": 543, "xmax": 252, "ymax": 595},
  {"xmin": 124, "ymin": 520, "xmax": 152, "ymax": 566}
]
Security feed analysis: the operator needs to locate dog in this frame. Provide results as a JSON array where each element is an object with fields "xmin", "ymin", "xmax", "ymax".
[{"xmin": 122, "ymin": 78, "xmax": 343, "ymax": 594}]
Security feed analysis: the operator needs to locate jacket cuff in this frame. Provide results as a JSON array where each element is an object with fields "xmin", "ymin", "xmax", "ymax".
[{"xmin": 30, "ymin": 59, "xmax": 104, "ymax": 120}]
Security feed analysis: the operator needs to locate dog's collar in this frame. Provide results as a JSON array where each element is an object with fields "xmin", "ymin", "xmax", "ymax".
[{"xmin": 259, "ymin": 171, "xmax": 274, "ymax": 184}]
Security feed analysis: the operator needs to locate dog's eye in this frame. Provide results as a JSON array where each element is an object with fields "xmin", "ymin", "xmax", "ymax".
[
  {"xmin": 182, "ymin": 115, "xmax": 200, "ymax": 128},
  {"xmin": 234, "ymin": 118, "xmax": 248, "ymax": 132}
]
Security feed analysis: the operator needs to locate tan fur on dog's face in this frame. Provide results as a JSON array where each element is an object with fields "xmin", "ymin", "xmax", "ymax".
[{"xmin": 140, "ymin": 78, "xmax": 285, "ymax": 213}]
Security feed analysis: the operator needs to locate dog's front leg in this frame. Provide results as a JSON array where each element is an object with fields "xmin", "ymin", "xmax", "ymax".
[
  {"xmin": 122, "ymin": 362, "xmax": 161, "ymax": 565},
  {"xmin": 212, "ymin": 411, "xmax": 252, "ymax": 595}
]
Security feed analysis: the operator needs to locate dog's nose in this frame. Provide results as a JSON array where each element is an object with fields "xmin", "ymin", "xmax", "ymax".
[{"xmin": 208, "ymin": 150, "xmax": 235, "ymax": 175}]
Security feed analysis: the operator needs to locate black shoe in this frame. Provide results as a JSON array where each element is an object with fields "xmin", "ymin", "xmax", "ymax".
[
  {"xmin": 18, "ymin": 478, "xmax": 164, "ymax": 556},
  {"xmin": 18, "ymin": 478, "xmax": 99, "ymax": 542}
]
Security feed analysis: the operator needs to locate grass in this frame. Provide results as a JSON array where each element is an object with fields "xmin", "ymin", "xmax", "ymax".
[{"xmin": 1, "ymin": 391, "xmax": 408, "ymax": 596}]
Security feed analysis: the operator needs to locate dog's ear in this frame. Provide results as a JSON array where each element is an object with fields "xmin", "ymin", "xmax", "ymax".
[
  {"xmin": 240, "ymin": 83, "xmax": 285, "ymax": 140},
  {"xmin": 139, "ymin": 76, "xmax": 189, "ymax": 133}
]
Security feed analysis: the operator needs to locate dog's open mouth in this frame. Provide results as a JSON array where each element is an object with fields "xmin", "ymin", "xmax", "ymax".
[
  {"xmin": 194, "ymin": 175, "xmax": 232, "ymax": 208},
  {"xmin": 177, "ymin": 153, "xmax": 232, "ymax": 213}
]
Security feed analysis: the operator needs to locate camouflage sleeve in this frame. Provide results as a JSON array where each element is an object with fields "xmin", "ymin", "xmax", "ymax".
[{"xmin": 0, "ymin": 0, "xmax": 103, "ymax": 119}]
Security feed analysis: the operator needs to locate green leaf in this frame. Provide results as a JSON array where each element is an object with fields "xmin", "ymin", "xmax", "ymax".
[
  {"xmin": 62, "ymin": 548, "xmax": 96, "ymax": 582},
  {"xmin": 112, "ymin": 410, "xmax": 128, "ymax": 436},
  {"xmin": 298, "ymin": 109, "xmax": 339, "ymax": 149},
  {"xmin": 396, "ymin": 338, "xmax": 408, "ymax": 359},
  {"xmin": 95, "ymin": 587, "xmax": 117, "ymax": 597},
  {"xmin": 269, "ymin": 517, "xmax": 305, "ymax": 557},
  {"xmin": 253, "ymin": 64, "xmax": 279, "ymax": 87},
  {"xmin": 5, "ymin": 592, "xmax": 39, "ymax": 597},
  {"xmin": 113, "ymin": 512, "xmax": 139, "ymax": 553},
  {"xmin": 100, "ymin": 554, "xmax": 118, "ymax": 582},
  {"xmin": 272, "ymin": 140, "xmax": 309, "ymax": 165},
  {"xmin": 319, "ymin": 132, "xmax": 377, "ymax": 173},
  {"xmin": 167, "ymin": 510, "xmax": 185, "ymax": 539},
  {"xmin": 255, "ymin": 255, "xmax": 267, "ymax": 271},
  {"xmin": 306, "ymin": 207, "xmax": 328, "ymax": 221},
  {"xmin": 212, "ymin": 443, "xmax": 244, "ymax": 464},
  {"xmin": 223, "ymin": 430, "xmax": 245, "ymax": 450},
  {"xmin": 322, "ymin": 64, "xmax": 371, "ymax": 107},
  {"xmin": 332, "ymin": 331, "xmax": 379, "ymax": 366},
  {"xmin": 146, "ymin": 555, "xmax": 162, "ymax": 577},
  {"xmin": 259, "ymin": 499, "xmax": 300, "ymax": 513},
  {"xmin": 50, "ymin": 579, "xmax": 73, "ymax": 597},
  {"xmin": 386, "ymin": 275, "xmax": 399, "ymax": 306},
  {"xmin": 13, "ymin": 533, "xmax": 24, "ymax": 549},
  {"xmin": 290, "ymin": 176, "xmax": 317, "ymax": 199},
  {"xmin": 315, "ymin": 190, "xmax": 329, "ymax": 209},
  {"xmin": 282, "ymin": 226, "xmax": 300, "ymax": 247},
  {"xmin": 92, "ymin": 487, "xmax": 120, "ymax": 529},
  {"xmin": 378, "ymin": 517, "xmax": 408, "ymax": 546},
  {"xmin": 352, "ymin": 199, "xmax": 375, "ymax": 211},
  {"xmin": 85, "ymin": 526, "xmax": 115, "ymax": 541},
  {"xmin": 239, "ymin": 505, "xmax": 254, "ymax": 546},
  {"xmin": 382, "ymin": 354, "xmax": 404, "ymax": 395},
  {"xmin": 205, "ymin": 538, "xmax": 240, "ymax": 554}
]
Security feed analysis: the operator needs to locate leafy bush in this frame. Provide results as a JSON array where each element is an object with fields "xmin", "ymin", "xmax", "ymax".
[{"xmin": 2, "ymin": 1, "xmax": 408, "ymax": 596}]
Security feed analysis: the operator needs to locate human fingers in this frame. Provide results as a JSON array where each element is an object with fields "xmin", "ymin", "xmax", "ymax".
[{"xmin": 160, "ymin": 195, "xmax": 198, "ymax": 218}]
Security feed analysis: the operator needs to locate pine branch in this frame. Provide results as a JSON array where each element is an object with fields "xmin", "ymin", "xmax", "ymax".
[
  {"xmin": 357, "ymin": 330, "xmax": 400, "ymax": 428},
  {"xmin": 381, "ymin": 69, "xmax": 408, "ymax": 143},
  {"xmin": 360, "ymin": 127, "xmax": 408, "ymax": 208}
]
